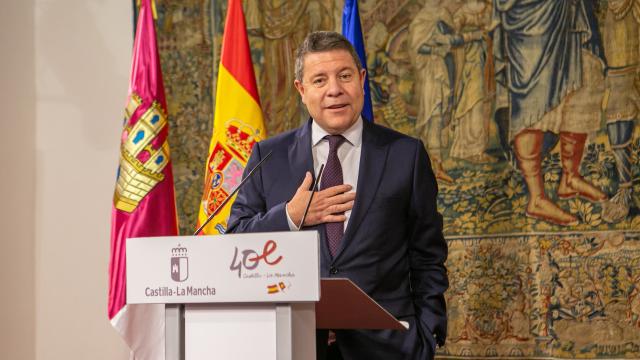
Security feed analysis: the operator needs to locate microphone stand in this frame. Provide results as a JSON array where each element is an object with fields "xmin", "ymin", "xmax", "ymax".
[{"xmin": 298, "ymin": 164, "xmax": 324, "ymax": 230}]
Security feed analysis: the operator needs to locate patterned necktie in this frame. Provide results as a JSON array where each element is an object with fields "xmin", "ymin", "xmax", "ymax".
[{"xmin": 321, "ymin": 135, "xmax": 346, "ymax": 258}]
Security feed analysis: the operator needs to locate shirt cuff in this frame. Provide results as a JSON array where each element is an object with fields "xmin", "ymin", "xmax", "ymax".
[{"xmin": 285, "ymin": 202, "xmax": 300, "ymax": 231}]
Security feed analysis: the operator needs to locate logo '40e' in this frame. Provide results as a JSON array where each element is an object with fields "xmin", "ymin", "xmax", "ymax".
[{"xmin": 229, "ymin": 240, "xmax": 283, "ymax": 278}]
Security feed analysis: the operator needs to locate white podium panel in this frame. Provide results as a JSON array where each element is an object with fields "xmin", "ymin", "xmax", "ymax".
[
  {"xmin": 183, "ymin": 303, "xmax": 316, "ymax": 360},
  {"xmin": 126, "ymin": 231, "xmax": 320, "ymax": 360},
  {"xmin": 185, "ymin": 304, "xmax": 277, "ymax": 360}
]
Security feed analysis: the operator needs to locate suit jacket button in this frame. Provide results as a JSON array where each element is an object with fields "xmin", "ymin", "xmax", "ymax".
[{"xmin": 329, "ymin": 267, "xmax": 338, "ymax": 275}]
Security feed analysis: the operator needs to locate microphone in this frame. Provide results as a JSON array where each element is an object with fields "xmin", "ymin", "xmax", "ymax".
[
  {"xmin": 194, "ymin": 150, "xmax": 273, "ymax": 235},
  {"xmin": 298, "ymin": 164, "xmax": 325, "ymax": 230}
]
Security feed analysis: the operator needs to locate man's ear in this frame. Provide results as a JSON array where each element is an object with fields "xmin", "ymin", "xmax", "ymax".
[
  {"xmin": 294, "ymin": 79, "xmax": 305, "ymax": 103},
  {"xmin": 359, "ymin": 68, "xmax": 367, "ymax": 90}
]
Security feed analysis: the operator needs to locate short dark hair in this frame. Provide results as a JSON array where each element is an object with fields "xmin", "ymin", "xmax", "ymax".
[{"xmin": 294, "ymin": 31, "xmax": 362, "ymax": 82}]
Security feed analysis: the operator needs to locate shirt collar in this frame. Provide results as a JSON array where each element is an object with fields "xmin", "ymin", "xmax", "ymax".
[{"xmin": 311, "ymin": 116, "xmax": 363, "ymax": 147}]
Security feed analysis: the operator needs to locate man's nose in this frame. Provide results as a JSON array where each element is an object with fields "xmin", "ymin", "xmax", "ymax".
[{"xmin": 326, "ymin": 77, "xmax": 344, "ymax": 97}]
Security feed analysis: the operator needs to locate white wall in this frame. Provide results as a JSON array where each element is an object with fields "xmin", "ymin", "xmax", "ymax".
[
  {"xmin": 2, "ymin": 0, "xmax": 134, "ymax": 358},
  {"xmin": 34, "ymin": 0, "xmax": 133, "ymax": 358}
]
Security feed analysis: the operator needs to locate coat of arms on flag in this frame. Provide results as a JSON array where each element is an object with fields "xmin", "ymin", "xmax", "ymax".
[
  {"xmin": 201, "ymin": 119, "xmax": 262, "ymax": 224},
  {"xmin": 115, "ymin": 100, "xmax": 170, "ymax": 213}
]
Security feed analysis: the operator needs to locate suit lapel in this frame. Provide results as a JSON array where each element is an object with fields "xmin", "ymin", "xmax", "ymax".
[
  {"xmin": 334, "ymin": 121, "xmax": 389, "ymax": 261},
  {"xmin": 288, "ymin": 119, "xmax": 331, "ymax": 261},
  {"xmin": 288, "ymin": 119, "xmax": 314, "ymax": 182}
]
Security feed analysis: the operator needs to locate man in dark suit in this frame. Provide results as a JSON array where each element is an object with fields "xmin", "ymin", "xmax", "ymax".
[{"xmin": 227, "ymin": 31, "xmax": 448, "ymax": 360}]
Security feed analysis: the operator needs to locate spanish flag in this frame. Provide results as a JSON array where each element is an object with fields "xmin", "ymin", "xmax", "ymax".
[{"xmin": 197, "ymin": 0, "xmax": 266, "ymax": 235}]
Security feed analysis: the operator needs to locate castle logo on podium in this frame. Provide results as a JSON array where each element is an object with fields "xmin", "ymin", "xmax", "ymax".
[
  {"xmin": 114, "ymin": 97, "xmax": 171, "ymax": 213},
  {"xmin": 171, "ymin": 244, "xmax": 189, "ymax": 282}
]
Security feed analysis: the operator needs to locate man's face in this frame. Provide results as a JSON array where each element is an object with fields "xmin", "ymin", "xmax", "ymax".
[{"xmin": 294, "ymin": 49, "xmax": 366, "ymax": 135}]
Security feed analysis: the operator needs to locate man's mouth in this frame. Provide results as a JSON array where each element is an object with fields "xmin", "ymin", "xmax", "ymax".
[{"xmin": 326, "ymin": 104, "xmax": 348, "ymax": 110}]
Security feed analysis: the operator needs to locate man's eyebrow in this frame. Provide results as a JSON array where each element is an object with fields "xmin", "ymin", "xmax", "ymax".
[
  {"xmin": 308, "ymin": 66, "xmax": 355, "ymax": 79},
  {"xmin": 309, "ymin": 70, "xmax": 328, "ymax": 78},
  {"xmin": 337, "ymin": 66, "xmax": 355, "ymax": 73}
]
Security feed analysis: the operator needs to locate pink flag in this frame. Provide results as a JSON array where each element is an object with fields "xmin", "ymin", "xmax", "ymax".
[{"xmin": 109, "ymin": 0, "xmax": 178, "ymax": 358}]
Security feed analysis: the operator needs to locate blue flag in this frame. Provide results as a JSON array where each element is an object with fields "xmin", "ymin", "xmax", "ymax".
[{"xmin": 342, "ymin": 0, "xmax": 373, "ymax": 122}]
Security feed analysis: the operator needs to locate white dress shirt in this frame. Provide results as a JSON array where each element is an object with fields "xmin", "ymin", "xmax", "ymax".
[{"xmin": 286, "ymin": 116, "xmax": 363, "ymax": 230}]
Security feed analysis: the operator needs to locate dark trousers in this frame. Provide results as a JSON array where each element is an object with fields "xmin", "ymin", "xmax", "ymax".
[{"xmin": 316, "ymin": 330, "xmax": 344, "ymax": 360}]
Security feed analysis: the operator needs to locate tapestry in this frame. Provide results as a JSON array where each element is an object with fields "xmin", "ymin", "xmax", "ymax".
[
  {"xmin": 154, "ymin": 0, "xmax": 215, "ymax": 235},
  {"xmin": 154, "ymin": 0, "xmax": 640, "ymax": 358}
]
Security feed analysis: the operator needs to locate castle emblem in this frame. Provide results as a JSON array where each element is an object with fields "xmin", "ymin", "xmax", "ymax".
[
  {"xmin": 114, "ymin": 96, "xmax": 171, "ymax": 213},
  {"xmin": 171, "ymin": 244, "xmax": 189, "ymax": 282}
]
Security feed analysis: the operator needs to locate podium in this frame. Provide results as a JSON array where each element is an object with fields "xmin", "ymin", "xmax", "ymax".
[{"xmin": 126, "ymin": 232, "xmax": 407, "ymax": 360}]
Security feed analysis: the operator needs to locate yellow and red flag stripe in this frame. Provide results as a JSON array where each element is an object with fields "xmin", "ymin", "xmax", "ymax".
[
  {"xmin": 197, "ymin": 0, "xmax": 266, "ymax": 234},
  {"xmin": 267, "ymin": 284, "xmax": 279, "ymax": 294}
]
